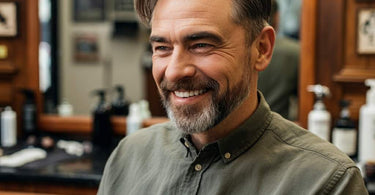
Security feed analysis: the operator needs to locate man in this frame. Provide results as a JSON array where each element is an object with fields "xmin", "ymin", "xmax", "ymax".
[
  {"xmin": 98, "ymin": 0, "xmax": 368, "ymax": 194},
  {"xmin": 258, "ymin": 0, "xmax": 299, "ymax": 120}
]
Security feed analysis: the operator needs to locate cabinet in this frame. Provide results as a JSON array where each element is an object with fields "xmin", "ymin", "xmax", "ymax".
[{"xmin": 0, "ymin": 0, "xmax": 41, "ymax": 134}]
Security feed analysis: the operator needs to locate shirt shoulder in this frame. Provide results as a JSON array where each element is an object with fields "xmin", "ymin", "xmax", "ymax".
[
  {"xmin": 265, "ymin": 113, "xmax": 366, "ymax": 194},
  {"xmin": 269, "ymin": 113, "xmax": 352, "ymax": 165}
]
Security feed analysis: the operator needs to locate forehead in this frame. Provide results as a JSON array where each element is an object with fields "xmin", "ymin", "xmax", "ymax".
[{"xmin": 151, "ymin": 0, "xmax": 235, "ymax": 37}]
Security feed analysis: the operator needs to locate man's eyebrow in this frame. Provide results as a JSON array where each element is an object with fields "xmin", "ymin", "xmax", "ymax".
[
  {"xmin": 183, "ymin": 32, "xmax": 223, "ymax": 45},
  {"xmin": 149, "ymin": 36, "xmax": 168, "ymax": 43},
  {"xmin": 149, "ymin": 32, "xmax": 223, "ymax": 44}
]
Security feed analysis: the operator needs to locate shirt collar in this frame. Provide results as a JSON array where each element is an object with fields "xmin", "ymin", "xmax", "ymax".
[
  {"xmin": 176, "ymin": 91, "xmax": 273, "ymax": 163},
  {"xmin": 217, "ymin": 91, "xmax": 272, "ymax": 163}
]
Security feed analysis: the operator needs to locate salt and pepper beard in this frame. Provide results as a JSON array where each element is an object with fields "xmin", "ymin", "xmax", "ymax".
[{"xmin": 159, "ymin": 55, "xmax": 252, "ymax": 134}]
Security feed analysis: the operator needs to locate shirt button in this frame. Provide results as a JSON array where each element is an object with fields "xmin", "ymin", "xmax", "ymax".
[
  {"xmin": 224, "ymin": 152, "xmax": 231, "ymax": 159},
  {"xmin": 194, "ymin": 164, "xmax": 202, "ymax": 171}
]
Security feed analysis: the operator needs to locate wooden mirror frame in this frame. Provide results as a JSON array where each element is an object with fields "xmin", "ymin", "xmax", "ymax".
[{"xmin": 33, "ymin": 0, "xmax": 316, "ymax": 134}]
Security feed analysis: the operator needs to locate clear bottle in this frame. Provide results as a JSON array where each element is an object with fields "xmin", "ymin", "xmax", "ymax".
[
  {"xmin": 307, "ymin": 85, "xmax": 331, "ymax": 141},
  {"xmin": 359, "ymin": 79, "xmax": 375, "ymax": 163},
  {"xmin": 1, "ymin": 106, "xmax": 17, "ymax": 147},
  {"xmin": 332, "ymin": 100, "xmax": 357, "ymax": 159}
]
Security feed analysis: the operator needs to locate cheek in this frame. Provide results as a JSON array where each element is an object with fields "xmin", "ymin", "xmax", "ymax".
[
  {"xmin": 152, "ymin": 57, "xmax": 168, "ymax": 85},
  {"xmin": 194, "ymin": 56, "xmax": 241, "ymax": 90}
]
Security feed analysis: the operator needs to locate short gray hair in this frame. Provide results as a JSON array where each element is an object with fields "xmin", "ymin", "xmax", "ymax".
[{"xmin": 134, "ymin": 0, "xmax": 271, "ymax": 44}]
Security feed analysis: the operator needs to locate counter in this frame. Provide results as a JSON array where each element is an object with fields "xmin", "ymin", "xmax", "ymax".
[{"xmin": 0, "ymin": 142, "xmax": 113, "ymax": 194}]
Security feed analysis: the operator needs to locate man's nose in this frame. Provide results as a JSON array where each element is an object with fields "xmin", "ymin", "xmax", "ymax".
[{"xmin": 165, "ymin": 48, "xmax": 196, "ymax": 82}]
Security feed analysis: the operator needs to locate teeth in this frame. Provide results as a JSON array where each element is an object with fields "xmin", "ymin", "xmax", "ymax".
[{"xmin": 175, "ymin": 90, "xmax": 206, "ymax": 98}]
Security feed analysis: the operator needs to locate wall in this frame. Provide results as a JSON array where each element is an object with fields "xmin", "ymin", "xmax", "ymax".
[{"xmin": 59, "ymin": 0, "xmax": 148, "ymax": 115}]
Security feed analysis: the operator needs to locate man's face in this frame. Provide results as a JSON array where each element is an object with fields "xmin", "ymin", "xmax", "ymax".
[{"xmin": 150, "ymin": 0, "xmax": 257, "ymax": 134}]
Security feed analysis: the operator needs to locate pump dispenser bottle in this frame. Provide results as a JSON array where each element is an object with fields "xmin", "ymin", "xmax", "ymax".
[
  {"xmin": 332, "ymin": 100, "xmax": 357, "ymax": 159},
  {"xmin": 111, "ymin": 85, "xmax": 130, "ymax": 116},
  {"xmin": 91, "ymin": 90, "xmax": 113, "ymax": 148},
  {"xmin": 359, "ymin": 79, "xmax": 375, "ymax": 163},
  {"xmin": 307, "ymin": 85, "xmax": 331, "ymax": 141}
]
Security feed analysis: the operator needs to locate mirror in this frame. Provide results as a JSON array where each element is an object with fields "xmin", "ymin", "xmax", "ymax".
[
  {"xmin": 39, "ymin": 0, "xmax": 302, "ymax": 119},
  {"xmin": 39, "ymin": 0, "xmax": 150, "ymax": 116}
]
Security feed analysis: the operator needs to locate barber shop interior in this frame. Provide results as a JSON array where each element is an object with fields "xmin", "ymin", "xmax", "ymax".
[{"xmin": 0, "ymin": 0, "xmax": 374, "ymax": 194}]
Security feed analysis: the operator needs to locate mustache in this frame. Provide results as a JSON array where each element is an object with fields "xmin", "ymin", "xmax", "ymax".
[{"xmin": 160, "ymin": 77, "xmax": 219, "ymax": 92}]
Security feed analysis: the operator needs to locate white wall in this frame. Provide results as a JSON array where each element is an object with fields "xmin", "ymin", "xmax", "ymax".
[{"xmin": 59, "ymin": 0, "xmax": 148, "ymax": 115}]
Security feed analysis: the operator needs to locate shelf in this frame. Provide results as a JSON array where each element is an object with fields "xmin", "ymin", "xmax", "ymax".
[
  {"xmin": 333, "ymin": 68, "xmax": 375, "ymax": 83},
  {"xmin": 38, "ymin": 115, "xmax": 169, "ymax": 135},
  {"xmin": 0, "ymin": 61, "xmax": 17, "ymax": 75}
]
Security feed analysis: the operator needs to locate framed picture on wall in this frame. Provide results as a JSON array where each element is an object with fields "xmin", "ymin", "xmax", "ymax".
[
  {"xmin": 0, "ymin": 2, "xmax": 17, "ymax": 37},
  {"xmin": 73, "ymin": 33, "xmax": 99, "ymax": 62},
  {"xmin": 73, "ymin": 0, "xmax": 105, "ymax": 22},
  {"xmin": 358, "ymin": 8, "xmax": 375, "ymax": 54}
]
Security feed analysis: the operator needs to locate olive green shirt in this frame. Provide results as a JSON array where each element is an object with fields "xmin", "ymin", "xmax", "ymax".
[{"xmin": 98, "ymin": 94, "xmax": 368, "ymax": 195}]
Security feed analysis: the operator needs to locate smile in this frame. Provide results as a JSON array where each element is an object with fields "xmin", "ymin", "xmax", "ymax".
[{"xmin": 174, "ymin": 90, "xmax": 207, "ymax": 98}]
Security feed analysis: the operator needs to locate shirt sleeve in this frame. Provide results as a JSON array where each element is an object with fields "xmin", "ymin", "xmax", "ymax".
[{"xmin": 329, "ymin": 167, "xmax": 368, "ymax": 195}]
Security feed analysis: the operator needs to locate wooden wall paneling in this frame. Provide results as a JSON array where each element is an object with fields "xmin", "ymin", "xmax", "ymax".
[
  {"xmin": 333, "ymin": 0, "xmax": 375, "ymax": 125},
  {"xmin": 315, "ymin": 0, "xmax": 346, "ymax": 125},
  {"xmin": 25, "ymin": 0, "xmax": 41, "ymax": 114},
  {"xmin": 342, "ymin": 82, "xmax": 367, "ymax": 121},
  {"xmin": 0, "ymin": 80, "xmax": 13, "ymax": 104},
  {"xmin": 299, "ymin": 0, "xmax": 318, "ymax": 128},
  {"xmin": 0, "ymin": 0, "xmax": 25, "ymax": 135},
  {"xmin": 0, "ymin": 0, "xmax": 40, "ymax": 137},
  {"xmin": 12, "ymin": 0, "xmax": 28, "ymax": 137},
  {"xmin": 334, "ymin": 0, "xmax": 375, "ymax": 82},
  {"xmin": 0, "ymin": 41, "xmax": 17, "ymax": 75}
]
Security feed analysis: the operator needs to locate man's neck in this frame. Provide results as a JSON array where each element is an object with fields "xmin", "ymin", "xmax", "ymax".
[{"xmin": 190, "ymin": 92, "xmax": 259, "ymax": 150}]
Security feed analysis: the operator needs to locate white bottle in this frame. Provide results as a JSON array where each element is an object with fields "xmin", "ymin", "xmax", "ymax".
[
  {"xmin": 57, "ymin": 99, "xmax": 73, "ymax": 116},
  {"xmin": 126, "ymin": 103, "xmax": 142, "ymax": 136},
  {"xmin": 1, "ymin": 106, "xmax": 17, "ymax": 147},
  {"xmin": 359, "ymin": 79, "xmax": 375, "ymax": 163},
  {"xmin": 307, "ymin": 85, "xmax": 331, "ymax": 141},
  {"xmin": 139, "ymin": 100, "xmax": 151, "ymax": 120}
]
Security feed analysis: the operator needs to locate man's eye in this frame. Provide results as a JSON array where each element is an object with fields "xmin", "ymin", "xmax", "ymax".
[
  {"xmin": 152, "ymin": 46, "xmax": 172, "ymax": 56},
  {"xmin": 192, "ymin": 43, "xmax": 211, "ymax": 49},
  {"xmin": 190, "ymin": 43, "xmax": 214, "ymax": 53},
  {"xmin": 154, "ymin": 46, "xmax": 169, "ymax": 51}
]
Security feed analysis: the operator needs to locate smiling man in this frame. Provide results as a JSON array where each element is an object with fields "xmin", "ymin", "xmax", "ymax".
[{"xmin": 98, "ymin": 0, "xmax": 367, "ymax": 194}]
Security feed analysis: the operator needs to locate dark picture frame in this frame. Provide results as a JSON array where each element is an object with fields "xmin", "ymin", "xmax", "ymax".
[
  {"xmin": 0, "ymin": 2, "xmax": 18, "ymax": 37},
  {"xmin": 73, "ymin": 0, "xmax": 105, "ymax": 22},
  {"xmin": 73, "ymin": 33, "xmax": 100, "ymax": 63},
  {"xmin": 357, "ymin": 8, "xmax": 375, "ymax": 54}
]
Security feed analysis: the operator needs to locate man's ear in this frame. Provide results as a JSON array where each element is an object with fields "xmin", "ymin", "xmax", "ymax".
[{"xmin": 253, "ymin": 26, "xmax": 275, "ymax": 71}]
